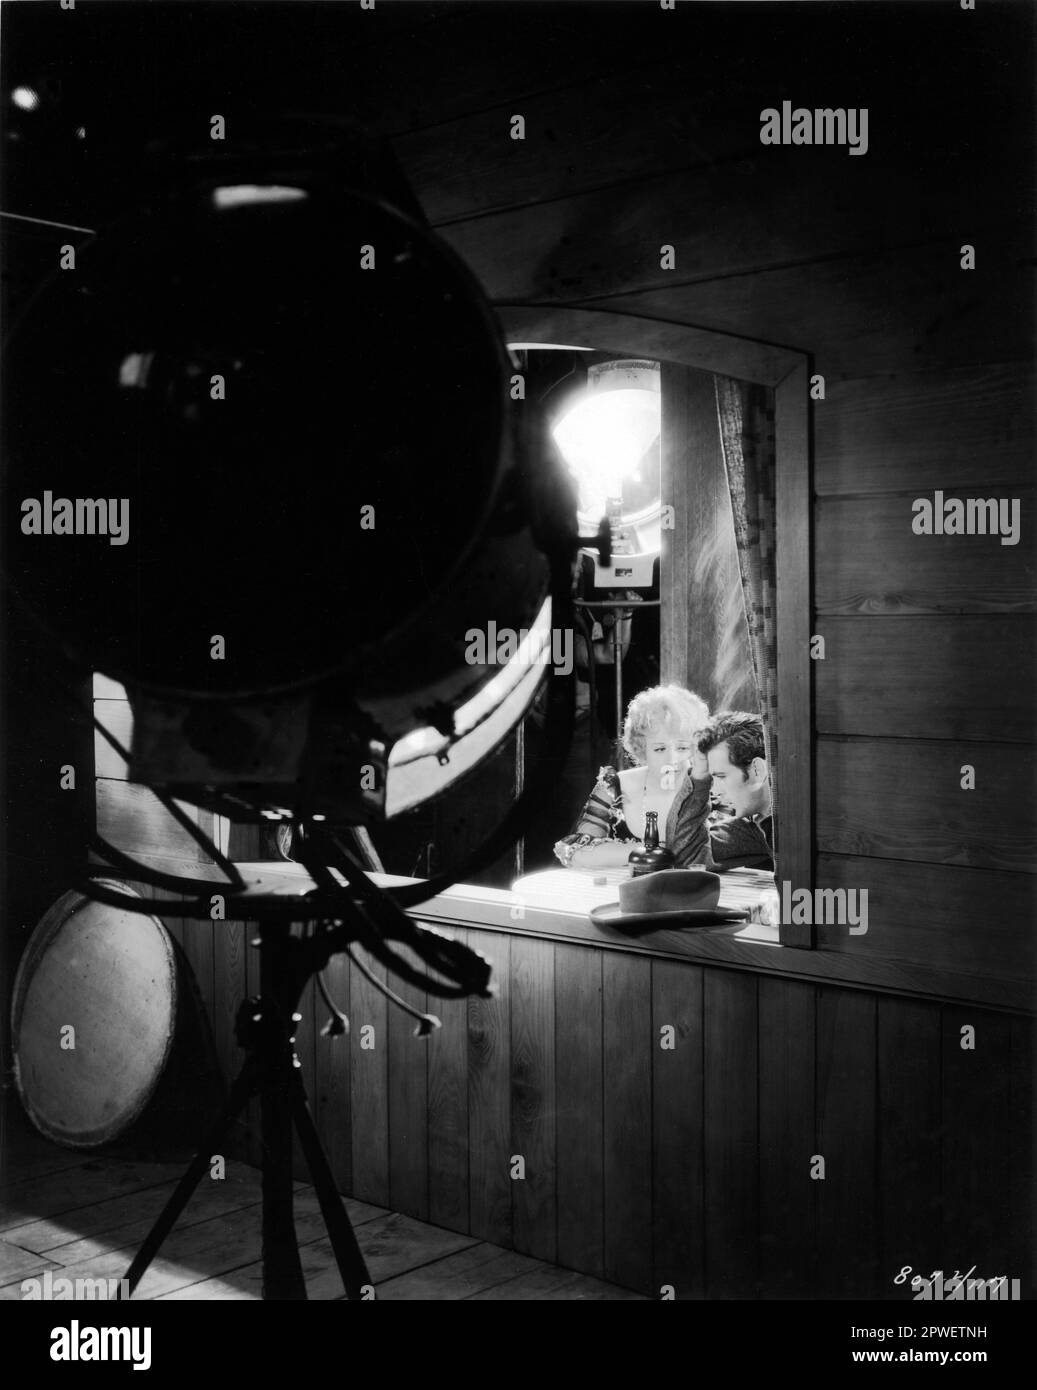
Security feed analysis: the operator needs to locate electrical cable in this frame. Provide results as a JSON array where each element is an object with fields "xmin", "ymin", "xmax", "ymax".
[
  {"xmin": 345, "ymin": 945, "xmax": 441, "ymax": 1037},
  {"xmin": 61, "ymin": 504, "xmax": 583, "ymax": 970},
  {"xmin": 314, "ymin": 962, "xmax": 349, "ymax": 1038},
  {"xmin": 295, "ymin": 829, "xmax": 482, "ymax": 1001}
]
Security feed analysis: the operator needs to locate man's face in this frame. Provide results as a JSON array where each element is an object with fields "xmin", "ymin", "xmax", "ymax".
[{"xmin": 706, "ymin": 741, "xmax": 762, "ymax": 818}]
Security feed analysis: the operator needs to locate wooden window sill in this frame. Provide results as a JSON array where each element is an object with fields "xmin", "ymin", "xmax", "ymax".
[{"xmin": 228, "ymin": 861, "xmax": 1031, "ymax": 1014}]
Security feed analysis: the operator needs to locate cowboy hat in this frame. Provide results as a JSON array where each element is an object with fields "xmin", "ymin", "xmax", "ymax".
[{"xmin": 589, "ymin": 868, "xmax": 748, "ymax": 933}]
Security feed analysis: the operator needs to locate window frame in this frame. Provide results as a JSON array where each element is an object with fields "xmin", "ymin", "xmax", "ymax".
[{"xmin": 501, "ymin": 305, "xmax": 813, "ymax": 946}]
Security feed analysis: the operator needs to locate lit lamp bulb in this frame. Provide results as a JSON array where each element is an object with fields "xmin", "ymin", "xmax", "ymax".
[
  {"xmin": 11, "ymin": 86, "xmax": 40, "ymax": 112},
  {"xmin": 551, "ymin": 384, "xmax": 660, "ymax": 529},
  {"xmin": 551, "ymin": 360, "xmax": 663, "ymax": 585}
]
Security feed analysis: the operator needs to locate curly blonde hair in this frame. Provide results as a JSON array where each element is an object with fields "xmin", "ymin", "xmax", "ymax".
[{"xmin": 622, "ymin": 684, "xmax": 710, "ymax": 765}]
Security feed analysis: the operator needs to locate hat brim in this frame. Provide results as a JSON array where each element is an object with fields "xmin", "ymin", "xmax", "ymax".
[{"xmin": 589, "ymin": 903, "xmax": 749, "ymax": 933}]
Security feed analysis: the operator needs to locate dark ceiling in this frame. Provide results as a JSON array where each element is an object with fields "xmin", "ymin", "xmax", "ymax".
[{"xmin": 1, "ymin": 0, "xmax": 1033, "ymax": 326}]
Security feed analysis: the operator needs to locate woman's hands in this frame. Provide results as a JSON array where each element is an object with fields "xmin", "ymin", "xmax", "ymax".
[{"xmin": 568, "ymin": 839, "xmax": 642, "ymax": 870}]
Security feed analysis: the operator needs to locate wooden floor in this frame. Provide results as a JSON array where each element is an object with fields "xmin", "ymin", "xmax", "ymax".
[{"xmin": 0, "ymin": 1109, "xmax": 644, "ymax": 1301}]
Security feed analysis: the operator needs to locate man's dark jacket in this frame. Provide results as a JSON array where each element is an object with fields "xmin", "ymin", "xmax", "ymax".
[{"xmin": 665, "ymin": 773, "xmax": 773, "ymax": 872}]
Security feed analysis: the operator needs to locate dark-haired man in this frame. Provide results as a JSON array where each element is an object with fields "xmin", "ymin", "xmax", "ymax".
[{"xmin": 669, "ymin": 711, "xmax": 774, "ymax": 871}]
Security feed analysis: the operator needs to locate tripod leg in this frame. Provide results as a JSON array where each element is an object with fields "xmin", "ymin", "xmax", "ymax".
[
  {"xmin": 260, "ymin": 1052, "xmax": 307, "ymax": 1300},
  {"xmin": 289, "ymin": 1072, "xmax": 375, "ymax": 1300},
  {"xmin": 117, "ymin": 1065, "xmax": 256, "ymax": 1298}
]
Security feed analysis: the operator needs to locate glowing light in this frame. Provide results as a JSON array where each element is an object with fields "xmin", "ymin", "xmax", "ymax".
[
  {"xmin": 12, "ymin": 87, "xmax": 40, "ymax": 112},
  {"xmin": 506, "ymin": 342, "xmax": 593, "ymax": 352},
  {"xmin": 118, "ymin": 352, "xmax": 153, "ymax": 389},
  {"xmin": 211, "ymin": 185, "xmax": 308, "ymax": 209},
  {"xmin": 552, "ymin": 387, "xmax": 660, "ymax": 524}
]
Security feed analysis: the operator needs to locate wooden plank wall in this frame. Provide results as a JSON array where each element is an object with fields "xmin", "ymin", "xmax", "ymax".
[
  {"xmin": 28, "ymin": 5, "xmax": 1032, "ymax": 996},
  {"xmin": 812, "ymin": 372, "xmax": 1035, "ymax": 987},
  {"xmin": 52, "ymin": 2, "xmax": 1032, "ymax": 1299},
  {"xmin": 279, "ymin": 933, "xmax": 1032, "ymax": 1300},
  {"xmin": 338, "ymin": 7, "xmax": 1031, "ymax": 1295},
  {"xmin": 374, "ymin": 9, "xmax": 1035, "ymax": 995}
]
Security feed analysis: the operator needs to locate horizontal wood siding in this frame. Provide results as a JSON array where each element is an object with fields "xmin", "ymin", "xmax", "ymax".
[
  {"xmin": 814, "ymin": 363, "xmax": 1035, "ymax": 498},
  {"xmin": 591, "ymin": 232, "xmax": 1033, "ymax": 379},
  {"xmin": 814, "ymin": 617, "xmax": 1034, "ymax": 744},
  {"xmin": 816, "ymin": 739, "xmax": 1037, "ymax": 874},
  {"xmin": 815, "ymin": 492, "xmax": 1034, "ymax": 616},
  {"xmin": 814, "ymin": 855, "xmax": 1033, "ymax": 982},
  {"xmin": 396, "ymin": 16, "xmax": 1033, "ymax": 1002}
]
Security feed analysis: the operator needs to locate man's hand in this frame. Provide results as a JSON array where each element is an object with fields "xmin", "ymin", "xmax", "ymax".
[{"xmin": 688, "ymin": 741, "xmax": 709, "ymax": 780}]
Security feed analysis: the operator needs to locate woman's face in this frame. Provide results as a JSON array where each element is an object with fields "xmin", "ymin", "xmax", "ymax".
[{"xmin": 642, "ymin": 721, "xmax": 694, "ymax": 787}]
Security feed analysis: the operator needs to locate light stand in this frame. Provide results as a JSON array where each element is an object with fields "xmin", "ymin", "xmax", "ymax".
[
  {"xmin": 575, "ymin": 595, "xmax": 660, "ymax": 765},
  {"xmin": 116, "ymin": 904, "xmax": 390, "ymax": 1301},
  {"xmin": 105, "ymin": 813, "xmax": 505, "ymax": 1301},
  {"xmin": 95, "ymin": 637, "xmax": 577, "ymax": 1301}
]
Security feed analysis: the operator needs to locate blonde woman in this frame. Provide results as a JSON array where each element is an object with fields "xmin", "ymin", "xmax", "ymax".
[{"xmin": 554, "ymin": 684, "xmax": 710, "ymax": 870}]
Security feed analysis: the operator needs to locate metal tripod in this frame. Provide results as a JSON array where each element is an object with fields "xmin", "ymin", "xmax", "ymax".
[{"xmin": 117, "ymin": 917, "xmax": 372, "ymax": 1301}]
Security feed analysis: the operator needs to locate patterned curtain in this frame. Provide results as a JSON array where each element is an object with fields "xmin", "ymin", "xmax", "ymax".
[{"xmin": 713, "ymin": 376, "xmax": 779, "ymax": 860}]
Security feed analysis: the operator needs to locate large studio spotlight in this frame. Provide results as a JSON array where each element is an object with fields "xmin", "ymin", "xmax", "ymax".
[
  {"xmin": 3, "ymin": 115, "xmax": 586, "ymax": 1303},
  {"xmin": 3, "ymin": 115, "xmax": 580, "ymax": 836}
]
